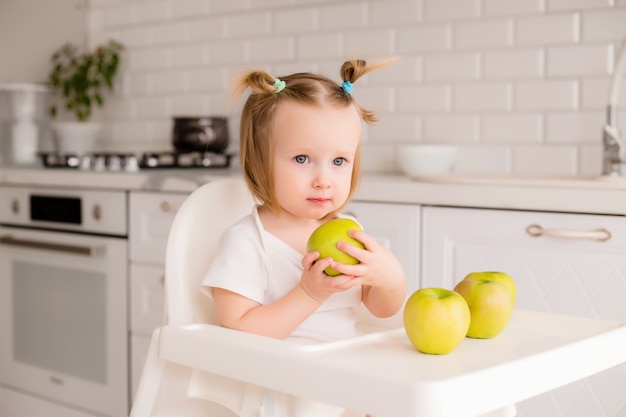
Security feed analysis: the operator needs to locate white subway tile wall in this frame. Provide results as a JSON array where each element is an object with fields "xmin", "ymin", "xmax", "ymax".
[
  {"xmin": 482, "ymin": 113, "xmax": 543, "ymax": 144},
  {"xmin": 88, "ymin": 0, "xmax": 626, "ymax": 176}
]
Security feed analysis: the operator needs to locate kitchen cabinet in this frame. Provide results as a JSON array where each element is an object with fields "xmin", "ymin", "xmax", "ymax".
[
  {"xmin": 130, "ymin": 264, "xmax": 165, "ymax": 336},
  {"xmin": 421, "ymin": 206, "xmax": 626, "ymax": 417},
  {"xmin": 128, "ymin": 191, "xmax": 189, "ymax": 400},
  {"xmin": 129, "ymin": 192, "xmax": 189, "ymax": 266}
]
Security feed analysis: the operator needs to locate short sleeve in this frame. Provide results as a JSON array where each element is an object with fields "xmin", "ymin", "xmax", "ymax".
[{"xmin": 200, "ymin": 218, "xmax": 268, "ymax": 304}]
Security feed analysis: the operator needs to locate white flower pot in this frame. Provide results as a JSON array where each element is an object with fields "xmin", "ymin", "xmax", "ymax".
[{"xmin": 52, "ymin": 121, "xmax": 101, "ymax": 154}]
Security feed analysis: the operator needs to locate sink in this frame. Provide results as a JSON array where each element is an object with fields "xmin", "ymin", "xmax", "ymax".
[{"xmin": 410, "ymin": 173, "xmax": 626, "ymax": 190}]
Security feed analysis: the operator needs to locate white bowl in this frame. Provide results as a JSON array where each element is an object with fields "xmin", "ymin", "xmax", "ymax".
[{"xmin": 396, "ymin": 145, "xmax": 458, "ymax": 177}]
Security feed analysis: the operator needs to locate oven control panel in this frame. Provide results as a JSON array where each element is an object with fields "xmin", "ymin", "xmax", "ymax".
[{"xmin": 0, "ymin": 186, "xmax": 128, "ymax": 236}]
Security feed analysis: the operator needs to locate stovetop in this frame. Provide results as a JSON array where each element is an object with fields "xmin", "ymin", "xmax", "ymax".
[{"xmin": 38, "ymin": 151, "xmax": 232, "ymax": 172}]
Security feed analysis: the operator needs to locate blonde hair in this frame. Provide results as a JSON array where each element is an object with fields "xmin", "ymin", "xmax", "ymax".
[{"xmin": 233, "ymin": 58, "xmax": 391, "ymax": 215}]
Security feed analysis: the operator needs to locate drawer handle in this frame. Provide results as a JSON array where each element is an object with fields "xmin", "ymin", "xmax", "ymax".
[
  {"xmin": 160, "ymin": 201, "xmax": 181, "ymax": 213},
  {"xmin": 526, "ymin": 224, "xmax": 611, "ymax": 242}
]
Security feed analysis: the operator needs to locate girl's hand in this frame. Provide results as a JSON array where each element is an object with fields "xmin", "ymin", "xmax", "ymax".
[
  {"xmin": 329, "ymin": 229, "xmax": 407, "ymax": 317},
  {"xmin": 300, "ymin": 251, "xmax": 361, "ymax": 302}
]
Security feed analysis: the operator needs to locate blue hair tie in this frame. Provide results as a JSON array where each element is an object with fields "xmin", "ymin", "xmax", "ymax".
[
  {"xmin": 273, "ymin": 78, "xmax": 286, "ymax": 93},
  {"xmin": 342, "ymin": 80, "xmax": 353, "ymax": 95}
]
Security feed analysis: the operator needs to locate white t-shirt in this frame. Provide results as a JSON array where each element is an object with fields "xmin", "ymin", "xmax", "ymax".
[{"xmin": 200, "ymin": 206, "xmax": 363, "ymax": 344}]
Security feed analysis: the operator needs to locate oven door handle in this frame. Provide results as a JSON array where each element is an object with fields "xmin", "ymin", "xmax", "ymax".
[{"xmin": 0, "ymin": 235, "xmax": 105, "ymax": 256}]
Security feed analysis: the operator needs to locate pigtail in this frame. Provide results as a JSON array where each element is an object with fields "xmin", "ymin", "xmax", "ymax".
[
  {"xmin": 340, "ymin": 58, "xmax": 396, "ymax": 84},
  {"xmin": 339, "ymin": 58, "xmax": 396, "ymax": 124},
  {"xmin": 340, "ymin": 59, "xmax": 367, "ymax": 84},
  {"xmin": 232, "ymin": 69, "xmax": 284, "ymax": 99}
]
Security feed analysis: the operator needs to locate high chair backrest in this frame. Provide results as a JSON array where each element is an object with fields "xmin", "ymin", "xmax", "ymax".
[{"xmin": 164, "ymin": 178, "xmax": 255, "ymax": 326}]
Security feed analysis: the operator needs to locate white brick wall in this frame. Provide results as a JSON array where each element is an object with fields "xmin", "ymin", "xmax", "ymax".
[
  {"xmin": 515, "ymin": 13, "xmax": 580, "ymax": 46},
  {"xmin": 546, "ymin": 44, "xmax": 612, "ymax": 76},
  {"xmin": 483, "ymin": 48, "xmax": 544, "ymax": 79},
  {"xmin": 515, "ymin": 80, "xmax": 578, "ymax": 110},
  {"xmin": 454, "ymin": 18, "xmax": 513, "ymax": 49},
  {"xmin": 482, "ymin": 113, "xmax": 543, "ymax": 144},
  {"xmin": 88, "ymin": 0, "xmax": 626, "ymax": 175}
]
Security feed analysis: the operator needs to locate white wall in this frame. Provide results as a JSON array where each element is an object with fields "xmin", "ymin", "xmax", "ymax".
[
  {"xmin": 0, "ymin": 0, "xmax": 86, "ymax": 84},
  {"xmin": 87, "ymin": 0, "xmax": 626, "ymax": 176}
]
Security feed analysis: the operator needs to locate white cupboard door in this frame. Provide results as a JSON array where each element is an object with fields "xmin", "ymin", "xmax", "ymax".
[
  {"xmin": 130, "ymin": 335, "xmax": 151, "ymax": 403},
  {"xmin": 130, "ymin": 264, "xmax": 166, "ymax": 336},
  {"xmin": 421, "ymin": 206, "xmax": 626, "ymax": 319},
  {"xmin": 347, "ymin": 202, "xmax": 420, "ymax": 292},
  {"xmin": 129, "ymin": 192, "xmax": 189, "ymax": 265},
  {"xmin": 422, "ymin": 206, "xmax": 626, "ymax": 417}
]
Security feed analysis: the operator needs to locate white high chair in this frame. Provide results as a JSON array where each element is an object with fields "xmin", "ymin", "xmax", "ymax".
[
  {"xmin": 130, "ymin": 178, "xmax": 626, "ymax": 417},
  {"xmin": 130, "ymin": 177, "xmax": 396, "ymax": 417},
  {"xmin": 130, "ymin": 177, "xmax": 262, "ymax": 417}
]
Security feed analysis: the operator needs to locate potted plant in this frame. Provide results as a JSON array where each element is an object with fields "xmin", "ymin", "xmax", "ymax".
[{"xmin": 47, "ymin": 39, "xmax": 123, "ymax": 154}]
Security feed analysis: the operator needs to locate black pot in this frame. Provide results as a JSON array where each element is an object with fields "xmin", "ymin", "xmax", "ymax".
[{"xmin": 172, "ymin": 117, "xmax": 229, "ymax": 153}]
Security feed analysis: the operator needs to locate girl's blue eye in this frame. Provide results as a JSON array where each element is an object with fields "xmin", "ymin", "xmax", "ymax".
[
  {"xmin": 295, "ymin": 155, "xmax": 308, "ymax": 164},
  {"xmin": 333, "ymin": 157, "xmax": 346, "ymax": 166}
]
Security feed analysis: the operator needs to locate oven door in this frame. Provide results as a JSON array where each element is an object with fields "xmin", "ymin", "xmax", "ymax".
[{"xmin": 0, "ymin": 226, "xmax": 128, "ymax": 417}]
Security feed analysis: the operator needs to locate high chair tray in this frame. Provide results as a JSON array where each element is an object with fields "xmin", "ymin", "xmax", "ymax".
[{"xmin": 159, "ymin": 310, "xmax": 626, "ymax": 417}]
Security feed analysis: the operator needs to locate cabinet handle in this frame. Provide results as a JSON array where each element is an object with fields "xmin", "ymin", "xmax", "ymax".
[
  {"xmin": 93, "ymin": 204, "xmax": 102, "ymax": 220},
  {"xmin": 160, "ymin": 201, "xmax": 181, "ymax": 213},
  {"xmin": 526, "ymin": 224, "xmax": 611, "ymax": 242}
]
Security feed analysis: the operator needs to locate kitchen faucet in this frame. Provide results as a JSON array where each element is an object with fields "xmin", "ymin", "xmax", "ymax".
[{"xmin": 603, "ymin": 35, "xmax": 626, "ymax": 176}]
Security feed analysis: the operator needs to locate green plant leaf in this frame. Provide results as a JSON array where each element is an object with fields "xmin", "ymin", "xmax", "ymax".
[{"xmin": 47, "ymin": 39, "xmax": 124, "ymax": 122}]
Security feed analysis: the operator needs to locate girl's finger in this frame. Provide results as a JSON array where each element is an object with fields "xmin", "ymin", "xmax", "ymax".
[
  {"xmin": 348, "ymin": 229, "xmax": 376, "ymax": 249},
  {"xmin": 301, "ymin": 251, "xmax": 320, "ymax": 269},
  {"xmin": 313, "ymin": 256, "xmax": 334, "ymax": 274},
  {"xmin": 328, "ymin": 260, "xmax": 365, "ymax": 278},
  {"xmin": 336, "ymin": 240, "xmax": 368, "ymax": 262}
]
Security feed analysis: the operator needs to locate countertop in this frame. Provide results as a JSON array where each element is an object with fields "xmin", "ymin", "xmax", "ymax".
[{"xmin": 1, "ymin": 166, "xmax": 626, "ymax": 216}]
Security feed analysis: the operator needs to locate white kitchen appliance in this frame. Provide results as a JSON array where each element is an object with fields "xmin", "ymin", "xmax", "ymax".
[
  {"xmin": 0, "ymin": 185, "xmax": 129, "ymax": 417},
  {"xmin": 0, "ymin": 83, "xmax": 52, "ymax": 166}
]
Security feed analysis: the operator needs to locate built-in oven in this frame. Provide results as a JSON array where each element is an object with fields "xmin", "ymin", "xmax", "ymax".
[{"xmin": 0, "ymin": 185, "xmax": 128, "ymax": 417}]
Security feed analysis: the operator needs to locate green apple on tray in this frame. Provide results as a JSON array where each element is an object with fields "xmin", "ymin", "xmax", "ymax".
[
  {"xmin": 403, "ymin": 288, "xmax": 470, "ymax": 355},
  {"xmin": 454, "ymin": 272, "xmax": 515, "ymax": 339},
  {"xmin": 403, "ymin": 271, "xmax": 516, "ymax": 355}
]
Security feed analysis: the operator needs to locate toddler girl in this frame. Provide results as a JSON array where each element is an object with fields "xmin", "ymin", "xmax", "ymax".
[{"xmin": 201, "ymin": 59, "xmax": 406, "ymax": 416}]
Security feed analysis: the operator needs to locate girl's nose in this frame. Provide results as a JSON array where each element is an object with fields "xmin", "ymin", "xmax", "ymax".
[{"xmin": 312, "ymin": 168, "xmax": 331, "ymax": 189}]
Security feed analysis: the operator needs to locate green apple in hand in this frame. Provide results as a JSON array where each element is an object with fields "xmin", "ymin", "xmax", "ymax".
[
  {"xmin": 454, "ymin": 277, "xmax": 514, "ymax": 339},
  {"xmin": 463, "ymin": 271, "xmax": 516, "ymax": 306},
  {"xmin": 403, "ymin": 288, "xmax": 470, "ymax": 355},
  {"xmin": 307, "ymin": 218, "xmax": 365, "ymax": 276}
]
